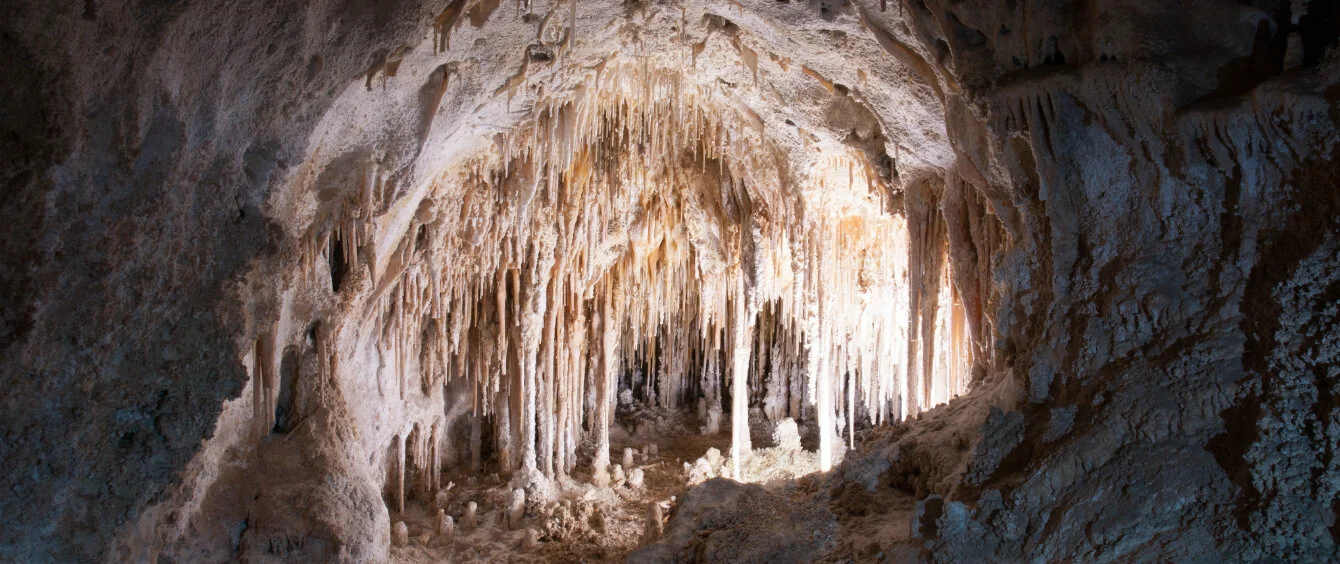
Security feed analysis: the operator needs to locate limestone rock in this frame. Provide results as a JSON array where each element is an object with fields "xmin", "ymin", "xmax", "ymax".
[
  {"xmin": 773, "ymin": 418, "xmax": 802, "ymax": 452},
  {"xmin": 687, "ymin": 458, "xmax": 714, "ymax": 485},
  {"xmin": 436, "ymin": 511, "xmax": 454, "ymax": 537},
  {"xmin": 462, "ymin": 502, "xmax": 478, "ymax": 530},
  {"xmin": 705, "ymin": 406, "xmax": 724, "ymax": 435},
  {"xmin": 507, "ymin": 488, "xmax": 527, "ymax": 530},
  {"xmin": 592, "ymin": 465, "xmax": 611, "ymax": 488},
  {"xmin": 704, "ymin": 447, "xmax": 724, "ymax": 471}
]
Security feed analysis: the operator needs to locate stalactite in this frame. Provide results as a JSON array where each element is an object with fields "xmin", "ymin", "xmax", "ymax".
[
  {"xmin": 730, "ymin": 271, "xmax": 753, "ymax": 478},
  {"xmin": 430, "ymin": 422, "xmax": 441, "ymax": 492},
  {"xmin": 328, "ymin": 63, "xmax": 973, "ymax": 488},
  {"xmin": 252, "ymin": 332, "xmax": 277, "ymax": 436},
  {"xmin": 395, "ymin": 433, "xmax": 406, "ymax": 514}
]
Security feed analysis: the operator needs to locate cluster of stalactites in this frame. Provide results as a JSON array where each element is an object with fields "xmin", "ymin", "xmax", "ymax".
[
  {"xmin": 351, "ymin": 65, "xmax": 784, "ymax": 479},
  {"xmin": 263, "ymin": 62, "xmax": 974, "ymax": 482},
  {"xmin": 384, "ymin": 420, "xmax": 443, "ymax": 514}
]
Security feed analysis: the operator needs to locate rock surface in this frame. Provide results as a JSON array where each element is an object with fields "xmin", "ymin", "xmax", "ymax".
[
  {"xmin": 629, "ymin": 478, "xmax": 839, "ymax": 563},
  {"xmin": 0, "ymin": 0, "xmax": 1336, "ymax": 561}
]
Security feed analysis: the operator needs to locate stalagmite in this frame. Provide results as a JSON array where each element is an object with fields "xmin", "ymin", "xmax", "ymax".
[
  {"xmin": 437, "ymin": 511, "xmax": 454, "ymax": 537},
  {"xmin": 392, "ymin": 522, "xmax": 409, "ymax": 547},
  {"xmin": 508, "ymin": 489, "xmax": 526, "ymax": 530},
  {"xmin": 463, "ymin": 502, "xmax": 478, "ymax": 530},
  {"xmin": 774, "ymin": 418, "xmax": 801, "ymax": 452},
  {"xmin": 705, "ymin": 403, "xmax": 723, "ymax": 435},
  {"xmin": 622, "ymin": 447, "xmax": 634, "ymax": 469},
  {"xmin": 688, "ymin": 458, "xmax": 713, "ymax": 485}
]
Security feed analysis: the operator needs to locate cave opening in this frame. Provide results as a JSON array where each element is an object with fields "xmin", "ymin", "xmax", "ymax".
[{"xmin": 302, "ymin": 65, "xmax": 980, "ymax": 559}]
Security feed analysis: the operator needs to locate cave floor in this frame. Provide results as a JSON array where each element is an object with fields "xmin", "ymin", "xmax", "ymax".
[
  {"xmin": 388, "ymin": 409, "xmax": 919, "ymax": 562},
  {"xmin": 389, "ymin": 409, "xmax": 736, "ymax": 562}
]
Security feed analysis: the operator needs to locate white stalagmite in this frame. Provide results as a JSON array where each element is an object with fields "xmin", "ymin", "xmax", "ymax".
[
  {"xmin": 436, "ymin": 510, "xmax": 454, "ymax": 537},
  {"xmin": 508, "ymin": 488, "xmax": 526, "ymax": 530},
  {"xmin": 463, "ymin": 502, "xmax": 478, "ymax": 530}
]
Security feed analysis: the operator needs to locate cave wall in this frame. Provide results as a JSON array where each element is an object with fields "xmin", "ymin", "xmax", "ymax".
[
  {"xmin": 0, "ymin": 0, "xmax": 435, "ymax": 560},
  {"xmin": 866, "ymin": 0, "xmax": 1340, "ymax": 560}
]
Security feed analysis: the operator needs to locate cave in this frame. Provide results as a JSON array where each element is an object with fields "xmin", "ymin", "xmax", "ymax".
[{"xmin": 2, "ymin": 0, "xmax": 1338, "ymax": 562}]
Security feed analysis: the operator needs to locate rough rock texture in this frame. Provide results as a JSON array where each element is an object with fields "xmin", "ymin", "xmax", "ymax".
[
  {"xmin": 628, "ymin": 478, "xmax": 838, "ymax": 563},
  {"xmin": 1, "ymin": 0, "xmax": 430, "ymax": 560},
  {"xmin": 646, "ymin": 0, "xmax": 1340, "ymax": 560},
  {"xmin": 1, "ymin": 0, "xmax": 1337, "ymax": 562}
]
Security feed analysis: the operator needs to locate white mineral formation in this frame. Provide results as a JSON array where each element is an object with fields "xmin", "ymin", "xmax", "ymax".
[
  {"xmin": 462, "ymin": 502, "xmax": 478, "ymax": 531},
  {"xmin": 705, "ymin": 406, "xmax": 724, "ymax": 435},
  {"xmin": 704, "ymin": 448, "xmax": 724, "ymax": 471},
  {"xmin": 774, "ymin": 418, "xmax": 802, "ymax": 452},
  {"xmin": 438, "ymin": 513, "xmax": 454, "ymax": 538},
  {"xmin": 688, "ymin": 458, "xmax": 714, "ymax": 485},
  {"xmin": 628, "ymin": 468, "xmax": 646, "ymax": 489},
  {"xmin": 392, "ymin": 522, "xmax": 409, "ymax": 548},
  {"xmin": 594, "ymin": 468, "xmax": 612, "ymax": 488},
  {"xmin": 508, "ymin": 489, "xmax": 526, "ymax": 530}
]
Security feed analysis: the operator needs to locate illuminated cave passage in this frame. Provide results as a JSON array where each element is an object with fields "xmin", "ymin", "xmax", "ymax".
[{"xmin": 2, "ymin": 0, "xmax": 1338, "ymax": 562}]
